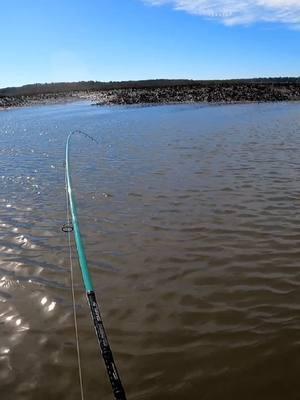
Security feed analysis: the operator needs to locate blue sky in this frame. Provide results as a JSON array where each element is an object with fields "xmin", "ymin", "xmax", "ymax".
[{"xmin": 0, "ymin": 0, "xmax": 299, "ymax": 88}]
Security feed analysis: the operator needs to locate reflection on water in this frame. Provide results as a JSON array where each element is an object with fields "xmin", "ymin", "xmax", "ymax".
[{"xmin": 1, "ymin": 101, "xmax": 300, "ymax": 399}]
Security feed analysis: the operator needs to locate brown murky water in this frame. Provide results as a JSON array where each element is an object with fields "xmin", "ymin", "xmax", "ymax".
[{"xmin": 1, "ymin": 101, "xmax": 300, "ymax": 400}]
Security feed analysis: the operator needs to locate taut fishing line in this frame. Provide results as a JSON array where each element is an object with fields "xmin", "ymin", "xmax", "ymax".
[{"xmin": 65, "ymin": 172, "xmax": 85, "ymax": 400}]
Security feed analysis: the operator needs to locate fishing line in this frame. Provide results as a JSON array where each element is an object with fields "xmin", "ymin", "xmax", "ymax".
[
  {"xmin": 63, "ymin": 130, "xmax": 127, "ymax": 400},
  {"xmin": 65, "ymin": 171, "xmax": 85, "ymax": 400}
]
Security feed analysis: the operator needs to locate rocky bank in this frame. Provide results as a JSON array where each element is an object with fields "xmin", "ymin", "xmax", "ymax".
[{"xmin": 1, "ymin": 83, "xmax": 300, "ymax": 109}]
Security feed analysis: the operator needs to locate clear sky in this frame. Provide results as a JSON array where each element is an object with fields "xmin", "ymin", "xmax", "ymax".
[{"xmin": 1, "ymin": 0, "xmax": 299, "ymax": 88}]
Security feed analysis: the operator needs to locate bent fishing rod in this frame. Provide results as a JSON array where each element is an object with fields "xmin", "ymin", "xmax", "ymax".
[{"xmin": 63, "ymin": 130, "xmax": 127, "ymax": 400}]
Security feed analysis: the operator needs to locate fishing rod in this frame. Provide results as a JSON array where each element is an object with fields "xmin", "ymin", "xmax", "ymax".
[{"xmin": 63, "ymin": 130, "xmax": 127, "ymax": 400}]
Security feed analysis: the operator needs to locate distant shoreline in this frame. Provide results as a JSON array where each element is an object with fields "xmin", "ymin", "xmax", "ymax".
[{"xmin": 1, "ymin": 82, "xmax": 300, "ymax": 109}]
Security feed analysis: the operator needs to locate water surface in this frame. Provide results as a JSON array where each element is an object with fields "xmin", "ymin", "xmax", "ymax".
[{"xmin": 1, "ymin": 101, "xmax": 300, "ymax": 400}]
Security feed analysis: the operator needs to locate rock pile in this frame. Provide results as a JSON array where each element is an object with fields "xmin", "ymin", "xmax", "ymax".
[
  {"xmin": 1, "ymin": 83, "xmax": 300, "ymax": 109},
  {"xmin": 93, "ymin": 84, "xmax": 300, "ymax": 106},
  {"xmin": 0, "ymin": 92, "xmax": 76, "ymax": 109}
]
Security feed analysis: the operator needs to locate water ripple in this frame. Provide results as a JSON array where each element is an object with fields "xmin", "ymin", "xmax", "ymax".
[{"xmin": 1, "ymin": 102, "xmax": 300, "ymax": 399}]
